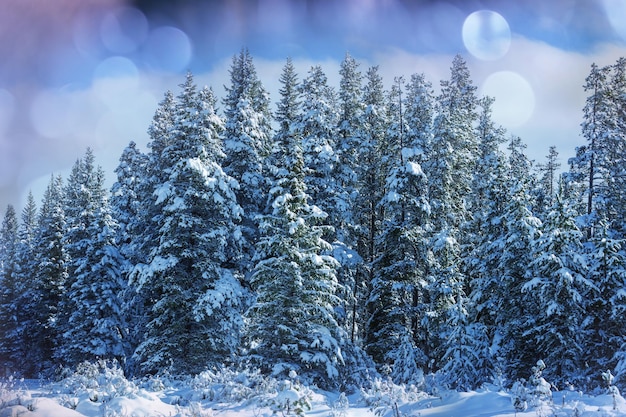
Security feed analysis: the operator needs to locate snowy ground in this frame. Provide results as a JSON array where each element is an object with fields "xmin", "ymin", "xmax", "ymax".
[{"xmin": 1, "ymin": 364, "xmax": 625, "ymax": 417}]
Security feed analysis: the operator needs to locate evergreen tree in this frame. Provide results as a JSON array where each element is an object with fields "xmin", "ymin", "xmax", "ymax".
[
  {"xmin": 122, "ymin": 93, "xmax": 176, "ymax": 374},
  {"xmin": 11, "ymin": 193, "xmax": 39, "ymax": 375},
  {"xmin": 222, "ymin": 48, "xmax": 272, "ymax": 273},
  {"xmin": 465, "ymin": 96, "xmax": 509, "ymax": 382},
  {"xmin": 366, "ymin": 134, "xmax": 430, "ymax": 384},
  {"xmin": 132, "ymin": 74, "xmax": 244, "ymax": 375},
  {"xmin": 57, "ymin": 150, "xmax": 127, "ymax": 367},
  {"xmin": 498, "ymin": 175, "xmax": 542, "ymax": 381},
  {"xmin": 523, "ymin": 194, "xmax": 592, "ymax": 385},
  {"xmin": 585, "ymin": 221, "xmax": 626, "ymax": 386},
  {"xmin": 298, "ymin": 65, "xmax": 339, "ymax": 227},
  {"xmin": 0, "ymin": 205, "xmax": 20, "ymax": 372},
  {"xmin": 335, "ymin": 52, "xmax": 364, "ymax": 245},
  {"xmin": 534, "ymin": 146, "xmax": 561, "ymax": 219},
  {"xmin": 246, "ymin": 62, "xmax": 350, "ymax": 390},
  {"xmin": 32, "ymin": 174, "xmax": 69, "ymax": 374},
  {"xmin": 423, "ymin": 55, "xmax": 478, "ymax": 375},
  {"xmin": 335, "ymin": 53, "xmax": 367, "ymax": 344}
]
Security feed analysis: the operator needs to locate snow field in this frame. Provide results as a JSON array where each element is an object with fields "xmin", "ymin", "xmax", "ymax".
[{"xmin": 2, "ymin": 368, "xmax": 626, "ymax": 417}]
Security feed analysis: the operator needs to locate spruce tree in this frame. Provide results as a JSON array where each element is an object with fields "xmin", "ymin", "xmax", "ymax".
[
  {"xmin": 12, "ymin": 193, "xmax": 39, "ymax": 376},
  {"xmin": 132, "ymin": 74, "xmax": 244, "ymax": 375},
  {"xmin": 524, "ymin": 194, "xmax": 592, "ymax": 385},
  {"xmin": 246, "ymin": 61, "xmax": 350, "ymax": 389},
  {"xmin": 0, "ymin": 205, "xmax": 20, "ymax": 372},
  {"xmin": 57, "ymin": 151, "xmax": 127, "ymax": 367},
  {"xmin": 32, "ymin": 174, "xmax": 69, "ymax": 374},
  {"xmin": 222, "ymin": 48, "xmax": 272, "ymax": 273}
]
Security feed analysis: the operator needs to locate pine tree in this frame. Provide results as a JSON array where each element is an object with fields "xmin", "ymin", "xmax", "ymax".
[
  {"xmin": 423, "ymin": 55, "xmax": 478, "ymax": 375},
  {"xmin": 366, "ymin": 130, "xmax": 430, "ymax": 384},
  {"xmin": 298, "ymin": 65, "xmax": 339, "ymax": 227},
  {"xmin": 534, "ymin": 146, "xmax": 561, "ymax": 219},
  {"xmin": 57, "ymin": 150, "xmax": 127, "ymax": 367},
  {"xmin": 335, "ymin": 53, "xmax": 367, "ymax": 344},
  {"xmin": 122, "ymin": 93, "xmax": 176, "ymax": 374},
  {"xmin": 585, "ymin": 221, "xmax": 626, "ymax": 386},
  {"xmin": 465, "ymin": 96, "xmax": 509, "ymax": 382},
  {"xmin": 132, "ymin": 74, "xmax": 244, "ymax": 375},
  {"xmin": 222, "ymin": 48, "xmax": 272, "ymax": 273},
  {"xmin": 523, "ymin": 194, "xmax": 592, "ymax": 385},
  {"xmin": 245, "ymin": 62, "xmax": 349, "ymax": 390},
  {"xmin": 32, "ymin": 174, "xmax": 69, "ymax": 374},
  {"xmin": 12, "ymin": 193, "xmax": 39, "ymax": 376},
  {"xmin": 496, "ymin": 178, "xmax": 542, "ymax": 381},
  {"xmin": 0, "ymin": 205, "xmax": 20, "ymax": 373},
  {"xmin": 335, "ymin": 52, "xmax": 364, "ymax": 245}
]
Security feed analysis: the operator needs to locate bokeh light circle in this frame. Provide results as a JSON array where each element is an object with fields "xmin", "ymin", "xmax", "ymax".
[
  {"xmin": 462, "ymin": 10, "xmax": 511, "ymax": 61},
  {"xmin": 94, "ymin": 56, "xmax": 139, "ymax": 81},
  {"xmin": 100, "ymin": 7, "xmax": 149, "ymax": 54},
  {"xmin": 480, "ymin": 71, "xmax": 535, "ymax": 127},
  {"xmin": 143, "ymin": 26, "xmax": 193, "ymax": 73}
]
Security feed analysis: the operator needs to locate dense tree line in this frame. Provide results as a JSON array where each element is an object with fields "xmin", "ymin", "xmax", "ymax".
[{"xmin": 1, "ymin": 50, "xmax": 626, "ymax": 392}]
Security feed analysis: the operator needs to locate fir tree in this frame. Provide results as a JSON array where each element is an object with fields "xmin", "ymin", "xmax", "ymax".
[
  {"xmin": 0, "ymin": 205, "xmax": 20, "ymax": 372},
  {"xmin": 222, "ymin": 48, "xmax": 272, "ymax": 273},
  {"xmin": 57, "ymin": 150, "xmax": 127, "ymax": 367},
  {"xmin": 32, "ymin": 174, "xmax": 69, "ymax": 375},
  {"xmin": 523, "ymin": 194, "xmax": 592, "ymax": 385},
  {"xmin": 132, "ymin": 74, "xmax": 244, "ymax": 375},
  {"xmin": 246, "ymin": 62, "xmax": 349, "ymax": 390}
]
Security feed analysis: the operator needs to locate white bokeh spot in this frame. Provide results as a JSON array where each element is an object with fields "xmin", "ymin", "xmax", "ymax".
[
  {"xmin": 143, "ymin": 26, "xmax": 193, "ymax": 73},
  {"xmin": 481, "ymin": 71, "xmax": 535, "ymax": 128},
  {"xmin": 462, "ymin": 10, "xmax": 511, "ymax": 61}
]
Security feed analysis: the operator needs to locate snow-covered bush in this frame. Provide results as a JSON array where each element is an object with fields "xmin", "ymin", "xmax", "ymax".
[
  {"xmin": 48, "ymin": 360, "xmax": 137, "ymax": 403},
  {"xmin": 361, "ymin": 378, "xmax": 427, "ymax": 416},
  {"xmin": 190, "ymin": 367, "xmax": 277, "ymax": 403},
  {"xmin": 511, "ymin": 359, "xmax": 553, "ymax": 413},
  {"xmin": 264, "ymin": 372, "xmax": 312, "ymax": 417},
  {"xmin": 0, "ymin": 376, "xmax": 32, "ymax": 410}
]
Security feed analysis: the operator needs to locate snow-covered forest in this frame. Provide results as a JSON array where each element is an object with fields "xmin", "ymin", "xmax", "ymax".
[{"xmin": 2, "ymin": 49, "xmax": 626, "ymax": 397}]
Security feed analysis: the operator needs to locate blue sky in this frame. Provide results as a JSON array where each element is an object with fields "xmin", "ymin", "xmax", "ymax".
[{"xmin": 1, "ymin": 0, "xmax": 626, "ymax": 211}]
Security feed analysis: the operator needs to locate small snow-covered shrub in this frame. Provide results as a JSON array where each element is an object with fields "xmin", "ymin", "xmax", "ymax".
[
  {"xmin": 264, "ymin": 373, "xmax": 311, "ymax": 417},
  {"xmin": 330, "ymin": 392, "xmax": 349, "ymax": 417},
  {"xmin": 361, "ymin": 378, "xmax": 426, "ymax": 417},
  {"xmin": 190, "ymin": 367, "xmax": 278, "ymax": 403},
  {"xmin": 511, "ymin": 359, "xmax": 553, "ymax": 414},
  {"xmin": 49, "ymin": 360, "xmax": 138, "ymax": 403},
  {"xmin": 0, "ymin": 376, "xmax": 30, "ymax": 410}
]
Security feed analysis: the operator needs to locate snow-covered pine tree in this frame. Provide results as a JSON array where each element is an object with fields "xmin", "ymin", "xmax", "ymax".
[
  {"xmin": 497, "ymin": 172, "xmax": 543, "ymax": 381},
  {"xmin": 365, "ymin": 120, "xmax": 430, "ymax": 384},
  {"xmin": 222, "ymin": 48, "xmax": 272, "ymax": 273},
  {"xmin": 355, "ymin": 65, "xmax": 388, "ymax": 269},
  {"xmin": 110, "ymin": 141, "xmax": 148, "ymax": 263},
  {"xmin": 0, "ymin": 205, "xmax": 20, "ymax": 373},
  {"xmin": 523, "ymin": 193, "xmax": 592, "ymax": 386},
  {"xmin": 57, "ymin": 150, "xmax": 127, "ymax": 367},
  {"xmin": 32, "ymin": 174, "xmax": 69, "ymax": 375},
  {"xmin": 335, "ymin": 52, "xmax": 364, "ymax": 245},
  {"xmin": 132, "ymin": 74, "xmax": 244, "ymax": 375},
  {"xmin": 122, "ymin": 92, "xmax": 176, "ymax": 374},
  {"xmin": 422, "ymin": 55, "xmax": 478, "ymax": 376},
  {"xmin": 567, "ymin": 62, "xmax": 613, "ymax": 237},
  {"xmin": 585, "ymin": 221, "xmax": 626, "ymax": 386},
  {"xmin": 245, "ymin": 61, "xmax": 349, "ymax": 390},
  {"xmin": 534, "ymin": 146, "xmax": 561, "ymax": 220},
  {"xmin": 298, "ymin": 64, "xmax": 339, "ymax": 232},
  {"xmin": 335, "ymin": 53, "xmax": 367, "ymax": 344},
  {"xmin": 465, "ymin": 96, "xmax": 509, "ymax": 381},
  {"xmin": 10, "ymin": 193, "xmax": 40, "ymax": 376}
]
